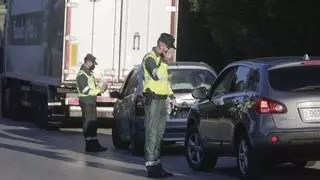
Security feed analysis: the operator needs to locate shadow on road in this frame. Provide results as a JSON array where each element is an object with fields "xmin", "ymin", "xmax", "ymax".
[
  {"xmin": 0, "ymin": 119, "xmax": 190, "ymax": 179},
  {"xmin": 0, "ymin": 142, "xmax": 148, "ymax": 178},
  {"xmin": 3, "ymin": 118, "xmax": 320, "ymax": 179},
  {"xmin": 213, "ymin": 163, "xmax": 320, "ymax": 180}
]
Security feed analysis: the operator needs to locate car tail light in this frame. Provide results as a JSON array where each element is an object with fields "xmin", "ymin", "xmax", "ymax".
[
  {"xmin": 302, "ymin": 60, "xmax": 320, "ymax": 65},
  {"xmin": 271, "ymin": 136, "xmax": 279, "ymax": 143},
  {"xmin": 67, "ymin": 98, "xmax": 79, "ymax": 106},
  {"xmin": 254, "ymin": 97, "xmax": 287, "ymax": 114},
  {"xmin": 97, "ymin": 96, "xmax": 116, "ymax": 103}
]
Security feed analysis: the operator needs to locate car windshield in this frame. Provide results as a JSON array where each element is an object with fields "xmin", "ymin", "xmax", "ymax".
[
  {"xmin": 268, "ymin": 65, "xmax": 320, "ymax": 92},
  {"xmin": 168, "ymin": 68, "xmax": 215, "ymax": 92}
]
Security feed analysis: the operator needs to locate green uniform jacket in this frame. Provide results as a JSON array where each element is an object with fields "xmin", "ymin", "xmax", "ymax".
[{"xmin": 76, "ymin": 65, "xmax": 100, "ymax": 104}]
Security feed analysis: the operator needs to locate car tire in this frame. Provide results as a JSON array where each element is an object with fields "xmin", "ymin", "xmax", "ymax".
[
  {"xmin": 112, "ymin": 125, "xmax": 130, "ymax": 150},
  {"xmin": 237, "ymin": 134, "xmax": 262, "ymax": 180},
  {"xmin": 185, "ymin": 126, "xmax": 217, "ymax": 172}
]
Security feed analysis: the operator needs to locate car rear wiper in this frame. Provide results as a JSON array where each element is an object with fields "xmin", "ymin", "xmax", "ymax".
[
  {"xmin": 291, "ymin": 85, "xmax": 320, "ymax": 92},
  {"xmin": 172, "ymin": 89, "xmax": 194, "ymax": 93}
]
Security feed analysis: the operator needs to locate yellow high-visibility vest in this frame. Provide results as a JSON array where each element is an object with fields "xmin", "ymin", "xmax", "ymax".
[
  {"xmin": 77, "ymin": 70, "xmax": 101, "ymax": 97},
  {"xmin": 142, "ymin": 51, "xmax": 173, "ymax": 96}
]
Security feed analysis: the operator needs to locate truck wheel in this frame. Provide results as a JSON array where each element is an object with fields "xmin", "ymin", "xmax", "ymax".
[
  {"xmin": 11, "ymin": 86, "xmax": 22, "ymax": 121},
  {"xmin": 35, "ymin": 93, "xmax": 58, "ymax": 130},
  {"xmin": 112, "ymin": 124, "xmax": 130, "ymax": 149},
  {"xmin": 237, "ymin": 134, "xmax": 263, "ymax": 180},
  {"xmin": 185, "ymin": 126, "xmax": 217, "ymax": 171},
  {"xmin": 37, "ymin": 94, "xmax": 48, "ymax": 128}
]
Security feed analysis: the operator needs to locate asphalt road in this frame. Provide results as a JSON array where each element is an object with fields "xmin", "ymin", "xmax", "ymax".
[{"xmin": 1, "ymin": 119, "xmax": 320, "ymax": 180}]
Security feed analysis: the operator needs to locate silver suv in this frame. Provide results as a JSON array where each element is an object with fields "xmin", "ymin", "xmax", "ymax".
[{"xmin": 185, "ymin": 56, "xmax": 320, "ymax": 179}]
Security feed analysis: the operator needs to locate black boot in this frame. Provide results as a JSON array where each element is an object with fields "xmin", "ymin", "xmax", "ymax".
[
  {"xmin": 85, "ymin": 140, "xmax": 107, "ymax": 152},
  {"xmin": 147, "ymin": 164, "xmax": 173, "ymax": 178},
  {"xmin": 92, "ymin": 139, "xmax": 108, "ymax": 151}
]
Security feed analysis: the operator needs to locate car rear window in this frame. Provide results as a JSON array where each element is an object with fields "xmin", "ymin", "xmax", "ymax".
[
  {"xmin": 268, "ymin": 65, "xmax": 320, "ymax": 91},
  {"xmin": 168, "ymin": 69, "xmax": 216, "ymax": 92}
]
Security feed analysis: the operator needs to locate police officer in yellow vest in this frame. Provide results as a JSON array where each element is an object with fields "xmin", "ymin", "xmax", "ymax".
[
  {"xmin": 142, "ymin": 33, "xmax": 177, "ymax": 178},
  {"xmin": 76, "ymin": 53, "xmax": 108, "ymax": 152}
]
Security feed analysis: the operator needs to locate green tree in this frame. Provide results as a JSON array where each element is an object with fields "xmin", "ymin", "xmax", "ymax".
[{"xmin": 202, "ymin": 0, "xmax": 320, "ymax": 64}]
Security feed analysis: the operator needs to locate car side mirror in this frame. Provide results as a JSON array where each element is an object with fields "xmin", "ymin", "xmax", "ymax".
[
  {"xmin": 191, "ymin": 87, "xmax": 208, "ymax": 99},
  {"xmin": 109, "ymin": 91, "xmax": 122, "ymax": 99}
]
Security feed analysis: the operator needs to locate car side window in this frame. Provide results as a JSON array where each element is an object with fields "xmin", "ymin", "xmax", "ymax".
[
  {"xmin": 124, "ymin": 71, "xmax": 138, "ymax": 96},
  {"xmin": 209, "ymin": 67, "xmax": 237, "ymax": 97},
  {"xmin": 230, "ymin": 66, "xmax": 251, "ymax": 93},
  {"xmin": 247, "ymin": 68, "xmax": 260, "ymax": 92}
]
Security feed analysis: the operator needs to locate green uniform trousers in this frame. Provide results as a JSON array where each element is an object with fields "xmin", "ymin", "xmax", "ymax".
[{"xmin": 144, "ymin": 99, "xmax": 167, "ymax": 167}]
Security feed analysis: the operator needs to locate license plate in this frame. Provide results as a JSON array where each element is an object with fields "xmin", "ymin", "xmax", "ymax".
[{"xmin": 300, "ymin": 108, "xmax": 320, "ymax": 122}]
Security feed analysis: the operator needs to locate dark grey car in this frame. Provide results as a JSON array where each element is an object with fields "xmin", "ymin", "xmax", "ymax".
[
  {"xmin": 110, "ymin": 61, "xmax": 217, "ymax": 156},
  {"xmin": 185, "ymin": 56, "xmax": 320, "ymax": 179}
]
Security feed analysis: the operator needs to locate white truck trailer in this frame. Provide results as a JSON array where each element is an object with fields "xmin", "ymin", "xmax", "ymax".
[{"xmin": 1, "ymin": 0, "xmax": 179, "ymax": 129}]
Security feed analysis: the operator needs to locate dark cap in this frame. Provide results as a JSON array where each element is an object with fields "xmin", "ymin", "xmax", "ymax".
[
  {"xmin": 158, "ymin": 33, "xmax": 175, "ymax": 49},
  {"xmin": 84, "ymin": 53, "xmax": 98, "ymax": 65}
]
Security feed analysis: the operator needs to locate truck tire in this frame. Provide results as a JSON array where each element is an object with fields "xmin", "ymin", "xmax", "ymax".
[
  {"xmin": 11, "ymin": 86, "xmax": 22, "ymax": 121},
  {"xmin": 2, "ymin": 86, "xmax": 11, "ymax": 118},
  {"xmin": 36, "ymin": 93, "xmax": 48, "ymax": 128},
  {"xmin": 34, "ymin": 92, "xmax": 59, "ymax": 131}
]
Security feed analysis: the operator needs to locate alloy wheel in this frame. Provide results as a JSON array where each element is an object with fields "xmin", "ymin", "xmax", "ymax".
[
  {"xmin": 187, "ymin": 132, "xmax": 204, "ymax": 165},
  {"xmin": 238, "ymin": 139, "xmax": 249, "ymax": 175}
]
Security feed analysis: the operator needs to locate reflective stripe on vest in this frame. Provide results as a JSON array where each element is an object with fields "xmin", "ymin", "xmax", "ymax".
[
  {"xmin": 142, "ymin": 51, "xmax": 172, "ymax": 95},
  {"xmin": 76, "ymin": 70, "xmax": 101, "ymax": 97}
]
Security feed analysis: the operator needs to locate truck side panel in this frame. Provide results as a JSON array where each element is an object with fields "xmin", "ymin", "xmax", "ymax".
[
  {"xmin": 4, "ymin": 0, "xmax": 65, "ymax": 86},
  {"xmin": 118, "ymin": 0, "xmax": 179, "ymax": 80},
  {"xmin": 118, "ymin": 0, "xmax": 149, "ymax": 80},
  {"xmin": 63, "ymin": 0, "xmax": 119, "ymax": 85},
  {"xmin": 62, "ymin": 0, "xmax": 94, "ymax": 82},
  {"xmin": 63, "ymin": 0, "xmax": 179, "ymax": 84}
]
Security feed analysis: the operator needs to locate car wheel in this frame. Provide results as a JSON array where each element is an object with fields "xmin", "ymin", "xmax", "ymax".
[
  {"xmin": 237, "ymin": 134, "xmax": 262, "ymax": 180},
  {"xmin": 112, "ymin": 124, "xmax": 130, "ymax": 150},
  {"xmin": 185, "ymin": 126, "xmax": 217, "ymax": 171}
]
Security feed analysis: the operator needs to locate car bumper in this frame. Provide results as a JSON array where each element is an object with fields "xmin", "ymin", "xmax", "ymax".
[
  {"xmin": 253, "ymin": 130, "xmax": 320, "ymax": 160},
  {"xmin": 134, "ymin": 117, "xmax": 187, "ymax": 143},
  {"xmin": 69, "ymin": 106, "xmax": 114, "ymax": 118}
]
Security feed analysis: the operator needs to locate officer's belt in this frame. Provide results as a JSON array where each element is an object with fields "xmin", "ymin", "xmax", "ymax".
[
  {"xmin": 143, "ymin": 93, "xmax": 167, "ymax": 100},
  {"xmin": 144, "ymin": 76, "xmax": 168, "ymax": 81}
]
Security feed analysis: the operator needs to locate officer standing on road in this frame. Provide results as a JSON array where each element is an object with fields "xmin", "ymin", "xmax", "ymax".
[
  {"xmin": 76, "ymin": 53, "xmax": 108, "ymax": 153},
  {"xmin": 142, "ymin": 33, "xmax": 177, "ymax": 178}
]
